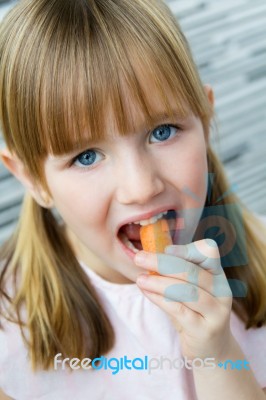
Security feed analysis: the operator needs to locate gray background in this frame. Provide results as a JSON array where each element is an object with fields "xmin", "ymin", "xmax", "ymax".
[{"xmin": 0, "ymin": 0, "xmax": 266, "ymax": 243}]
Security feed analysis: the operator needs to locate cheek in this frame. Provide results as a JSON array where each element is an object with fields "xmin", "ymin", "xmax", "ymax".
[
  {"xmin": 175, "ymin": 141, "xmax": 208, "ymax": 242},
  {"xmin": 170, "ymin": 139, "xmax": 208, "ymax": 202},
  {"xmin": 44, "ymin": 172, "xmax": 103, "ymax": 227},
  {"xmin": 187, "ymin": 149, "xmax": 208, "ymax": 197}
]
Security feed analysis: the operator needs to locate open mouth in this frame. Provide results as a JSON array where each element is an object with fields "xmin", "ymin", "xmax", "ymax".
[{"xmin": 117, "ymin": 209, "xmax": 177, "ymax": 253}]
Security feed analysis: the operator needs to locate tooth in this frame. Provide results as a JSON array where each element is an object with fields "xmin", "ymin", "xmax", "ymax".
[
  {"xmin": 137, "ymin": 211, "xmax": 167, "ymax": 226},
  {"xmin": 149, "ymin": 216, "xmax": 158, "ymax": 224},
  {"xmin": 120, "ymin": 232, "xmax": 139, "ymax": 253},
  {"xmin": 131, "ymin": 211, "xmax": 171, "ymax": 226},
  {"xmin": 125, "ymin": 239, "xmax": 139, "ymax": 253},
  {"xmin": 139, "ymin": 220, "xmax": 150, "ymax": 226}
]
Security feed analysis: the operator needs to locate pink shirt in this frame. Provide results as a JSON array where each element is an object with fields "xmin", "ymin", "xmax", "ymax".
[{"xmin": 1, "ymin": 218, "xmax": 266, "ymax": 399}]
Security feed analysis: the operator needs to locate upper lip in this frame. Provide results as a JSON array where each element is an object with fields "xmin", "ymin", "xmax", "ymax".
[{"xmin": 116, "ymin": 206, "xmax": 178, "ymax": 234}]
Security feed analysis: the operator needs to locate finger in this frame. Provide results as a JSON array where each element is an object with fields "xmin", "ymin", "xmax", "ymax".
[
  {"xmin": 165, "ymin": 239, "xmax": 223, "ymax": 274},
  {"xmin": 135, "ymin": 251, "xmax": 229, "ymax": 298},
  {"xmin": 136, "ymin": 274, "xmax": 231, "ymax": 318},
  {"xmin": 156, "ymin": 253, "xmax": 230, "ymax": 299},
  {"xmin": 135, "ymin": 251, "xmax": 199, "ymax": 276}
]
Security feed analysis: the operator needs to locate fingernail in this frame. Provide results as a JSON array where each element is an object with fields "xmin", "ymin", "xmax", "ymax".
[{"xmin": 134, "ymin": 251, "xmax": 149, "ymax": 265}]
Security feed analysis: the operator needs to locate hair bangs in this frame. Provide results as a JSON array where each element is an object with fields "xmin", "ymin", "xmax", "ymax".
[
  {"xmin": 34, "ymin": 5, "xmax": 192, "ymax": 157},
  {"xmin": 0, "ymin": 0, "xmax": 213, "ymax": 183}
]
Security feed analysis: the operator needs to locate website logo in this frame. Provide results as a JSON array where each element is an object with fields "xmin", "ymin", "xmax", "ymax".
[{"xmin": 55, "ymin": 354, "xmax": 247, "ymax": 374}]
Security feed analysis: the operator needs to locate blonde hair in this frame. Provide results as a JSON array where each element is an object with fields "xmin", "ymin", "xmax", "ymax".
[{"xmin": 0, "ymin": 0, "xmax": 266, "ymax": 371}]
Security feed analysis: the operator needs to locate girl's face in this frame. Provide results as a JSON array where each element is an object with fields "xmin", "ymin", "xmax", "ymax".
[{"xmin": 43, "ymin": 86, "xmax": 212, "ymax": 284}]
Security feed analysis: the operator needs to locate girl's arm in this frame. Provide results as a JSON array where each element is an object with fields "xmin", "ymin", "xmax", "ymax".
[{"xmin": 135, "ymin": 239, "xmax": 266, "ymax": 399}]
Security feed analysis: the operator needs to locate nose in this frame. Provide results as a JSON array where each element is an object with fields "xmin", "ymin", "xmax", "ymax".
[{"xmin": 115, "ymin": 154, "xmax": 165, "ymax": 205}]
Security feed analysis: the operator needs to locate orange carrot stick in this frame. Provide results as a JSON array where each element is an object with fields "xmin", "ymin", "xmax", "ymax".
[
  {"xmin": 140, "ymin": 219, "xmax": 172, "ymax": 275},
  {"xmin": 140, "ymin": 218, "xmax": 172, "ymax": 253}
]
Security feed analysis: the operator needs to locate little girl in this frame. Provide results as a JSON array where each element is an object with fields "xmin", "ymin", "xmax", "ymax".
[{"xmin": 0, "ymin": 0, "xmax": 266, "ymax": 399}]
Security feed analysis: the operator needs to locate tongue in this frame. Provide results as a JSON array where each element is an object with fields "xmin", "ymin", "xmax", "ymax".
[{"xmin": 121, "ymin": 224, "xmax": 141, "ymax": 241}]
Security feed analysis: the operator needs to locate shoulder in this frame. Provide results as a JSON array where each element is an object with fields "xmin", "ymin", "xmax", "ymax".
[
  {"xmin": 0, "ymin": 314, "xmax": 30, "ymax": 398},
  {"xmin": 0, "ymin": 269, "xmax": 28, "ymax": 390},
  {"xmin": 0, "ymin": 320, "xmax": 11, "ymax": 391},
  {"xmin": 0, "ymin": 322, "xmax": 9, "ymax": 364}
]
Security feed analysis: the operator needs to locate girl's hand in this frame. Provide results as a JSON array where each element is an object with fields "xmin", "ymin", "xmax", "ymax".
[{"xmin": 134, "ymin": 239, "xmax": 233, "ymax": 361}]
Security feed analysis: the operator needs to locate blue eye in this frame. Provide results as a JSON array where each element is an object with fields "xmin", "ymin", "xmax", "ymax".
[
  {"xmin": 73, "ymin": 150, "xmax": 102, "ymax": 168},
  {"xmin": 150, "ymin": 124, "xmax": 180, "ymax": 143}
]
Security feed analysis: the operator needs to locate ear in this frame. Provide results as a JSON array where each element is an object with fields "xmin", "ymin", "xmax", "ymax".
[
  {"xmin": 0, "ymin": 148, "xmax": 53, "ymax": 208},
  {"xmin": 204, "ymin": 84, "xmax": 215, "ymax": 107},
  {"xmin": 203, "ymin": 84, "xmax": 215, "ymax": 145}
]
